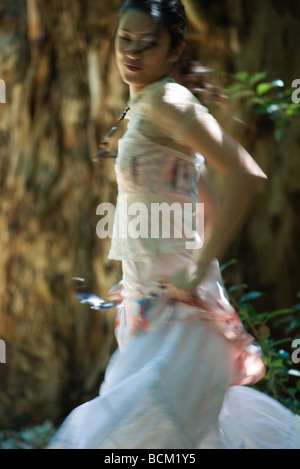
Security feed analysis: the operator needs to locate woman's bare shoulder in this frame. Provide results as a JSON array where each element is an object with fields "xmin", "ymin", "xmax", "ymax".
[{"xmin": 150, "ymin": 79, "xmax": 204, "ymax": 111}]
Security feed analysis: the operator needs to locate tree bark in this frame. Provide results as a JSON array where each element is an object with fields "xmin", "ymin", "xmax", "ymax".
[
  {"xmin": 0, "ymin": 0, "xmax": 126, "ymax": 429},
  {"xmin": 0, "ymin": 0, "xmax": 299, "ymax": 429}
]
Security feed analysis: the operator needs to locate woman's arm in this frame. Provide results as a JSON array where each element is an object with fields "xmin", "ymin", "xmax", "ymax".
[
  {"xmin": 180, "ymin": 115, "xmax": 267, "ymax": 279},
  {"xmin": 153, "ymin": 83, "xmax": 267, "ymax": 292},
  {"xmin": 197, "ymin": 164, "xmax": 219, "ymax": 243}
]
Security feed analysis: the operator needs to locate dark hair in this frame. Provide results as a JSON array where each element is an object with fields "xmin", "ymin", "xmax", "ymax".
[{"xmin": 118, "ymin": 0, "xmax": 186, "ymax": 51}]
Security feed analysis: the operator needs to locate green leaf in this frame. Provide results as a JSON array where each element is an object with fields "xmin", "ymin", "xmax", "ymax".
[
  {"xmin": 271, "ymin": 338, "xmax": 294, "ymax": 348},
  {"xmin": 226, "ymin": 83, "xmax": 248, "ymax": 93},
  {"xmin": 228, "ymin": 283, "xmax": 248, "ymax": 293},
  {"xmin": 256, "ymin": 80, "xmax": 284, "ymax": 96},
  {"xmin": 284, "ymin": 87, "xmax": 294, "ymax": 96},
  {"xmin": 266, "ymin": 307, "xmax": 294, "ymax": 320},
  {"xmin": 220, "ymin": 259, "xmax": 238, "ymax": 272},
  {"xmin": 246, "ymin": 97, "xmax": 266, "ymax": 107},
  {"xmin": 263, "ymin": 357, "xmax": 271, "ymax": 366},
  {"xmin": 228, "ymin": 90, "xmax": 255, "ymax": 100},
  {"xmin": 233, "ymin": 71, "xmax": 250, "ymax": 82},
  {"xmin": 239, "ymin": 291, "xmax": 264, "ymax": 303},
  {"xmin": 270, "ymin": 359, "xmax": 284, "ymax": 368},
  {"xmin": 248, "ymin": 71, "xmax": 268, "ymax": 86},
  {"xmin": 285, "ymin": 103, "xmax": 300, "ymax": 116}
]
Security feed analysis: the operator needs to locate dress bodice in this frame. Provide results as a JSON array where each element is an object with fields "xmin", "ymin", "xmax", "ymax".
[{"xmin": 108, "ymin": 77, "xmax": 212, "ymax": 261}]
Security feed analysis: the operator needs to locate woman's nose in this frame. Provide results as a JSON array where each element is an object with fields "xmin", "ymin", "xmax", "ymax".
[{"xmin": 124, "ymin": 42, "xmax": 143, "ymax": 59}]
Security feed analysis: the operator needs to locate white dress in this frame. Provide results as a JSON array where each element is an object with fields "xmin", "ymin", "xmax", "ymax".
[{"xmin": 48, "ymin": 77, "xmax": 300, "ymax": 449}]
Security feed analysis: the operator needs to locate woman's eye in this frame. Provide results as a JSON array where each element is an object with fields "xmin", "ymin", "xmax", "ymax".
[
  {"xmin": 118, "ymin": 35, "xmax": 158, "ymax": 51},
  {"xmin": 139, "ymin": 40, "xmax": 158, "ymax": 50},
  {"xmin": 145, "ymin": 41, "xmax": 157, "ymax": 48}
]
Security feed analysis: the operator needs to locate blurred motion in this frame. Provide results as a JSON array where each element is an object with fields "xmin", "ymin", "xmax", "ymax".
[
  {"xmin": 0, "ymin": 0, "xmax": 299, "ymax": 443},
  {"xmin": 72, "ymin": 277, "xmax": 116, "ymax": 310}
]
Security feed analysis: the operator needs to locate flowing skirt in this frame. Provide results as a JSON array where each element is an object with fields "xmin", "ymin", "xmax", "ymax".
[{"xmin": 48, "ymin": 254, "xmax": 300, "ymax": 449}]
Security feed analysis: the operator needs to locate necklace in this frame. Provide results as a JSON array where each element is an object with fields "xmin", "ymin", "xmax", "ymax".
[{"xmin": 94, "ymin": 106, "xmax": 130, "ymax": 161}]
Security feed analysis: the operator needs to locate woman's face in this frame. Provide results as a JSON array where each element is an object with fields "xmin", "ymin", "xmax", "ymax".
[{"xmin": 115, "ymin": 9, "xmax": 182, "ymax": 95}]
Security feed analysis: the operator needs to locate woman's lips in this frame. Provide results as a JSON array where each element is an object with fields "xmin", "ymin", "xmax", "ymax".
[{"xmin": 126, "ymin": 64, "xmax": 141, "ymax": 72}]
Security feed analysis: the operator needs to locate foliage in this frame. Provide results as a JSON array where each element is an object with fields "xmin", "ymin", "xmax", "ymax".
[
  {"xmin": 0, "ymin": 421, "xmax": 56, "ymax": 449},
  {"xmin": 225, "ymin": 70, "xmax": 300, "ymax": 141},
  {"xmin": 222, "ymin": 74, "xmax": 300, "ymax": 413},
  {"xmin": 221, "ymin": 259, "xmax": 300, "ymax": 414}
]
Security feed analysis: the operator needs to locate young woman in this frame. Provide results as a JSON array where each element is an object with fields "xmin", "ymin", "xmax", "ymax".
[{"xmin": 49, "ymin": 0, "xmax": 300, "ymax": 449}]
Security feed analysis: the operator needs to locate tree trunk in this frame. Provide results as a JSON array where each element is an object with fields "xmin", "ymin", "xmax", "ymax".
[
  {"xmin": 0, "ymin": 0, "xmax": 299, "ymax": 430},
  {"xmin": 0, "ymin": 0, "xmax": 126, "ymax": 429}
]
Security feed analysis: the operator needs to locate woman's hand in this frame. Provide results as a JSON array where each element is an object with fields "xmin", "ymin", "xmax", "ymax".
[
  {"xmin": 107, "ymin": 281, "xmax": 124, "ymax": 304},
  {"xmin": 157, "ymin": 262, "xmax": 207, "ymax": 303}
]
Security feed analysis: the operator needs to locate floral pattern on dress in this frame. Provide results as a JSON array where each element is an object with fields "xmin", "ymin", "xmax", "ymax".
[{"xmin": 113, "ymin": 278, "xmax": 265, "ymax": 388}]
